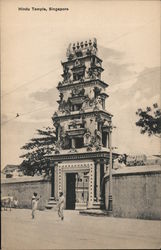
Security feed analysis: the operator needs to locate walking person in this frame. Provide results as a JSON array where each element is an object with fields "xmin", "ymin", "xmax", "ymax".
[
  {"xmin": 57, "ymin": 192, "xmax": 65, "ymax": 221},
  {"xmin": 31, "ymin": 192, "xmax": 40, "ymax": 219}
]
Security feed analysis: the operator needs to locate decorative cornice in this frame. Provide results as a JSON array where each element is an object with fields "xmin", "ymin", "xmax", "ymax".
[
  {"xmin": 52, "ymin": 110, "xmax": 112, "ymax": 122},
  {"xmin": 47, "ymin": 151, "xmax": 118, "ymax": 162},
  {"xmin": 69, "ymin": 96, "xmax": 85, "ymax": 105},
  {"xmin": 94, "ymin": 158, "xmax": 108, "ymax": 165},
  {"xmin": 57, "ymin": 79, "xmax": 108, "ymax": 90},
  {"xmin": 62, "ymin": 54, "xmax": 102, "ymax": 66},
  {"xmin": 66, "ymin": 128, "xmax": 85, "ymax": 137}
]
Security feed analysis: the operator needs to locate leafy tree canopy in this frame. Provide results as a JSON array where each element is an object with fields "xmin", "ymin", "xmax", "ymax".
[
  {"xmin": 20, "ymin": 127, "xmax": 56, "ymax": 176},
  {"xmin": 136, "ymin": 103, "xmax": 161, "ymax": 138}
]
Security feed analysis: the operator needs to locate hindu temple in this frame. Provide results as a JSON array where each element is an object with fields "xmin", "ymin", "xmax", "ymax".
[{"xmin": 49, "ymin": 39, "xmax": 113, "ymax": 210}]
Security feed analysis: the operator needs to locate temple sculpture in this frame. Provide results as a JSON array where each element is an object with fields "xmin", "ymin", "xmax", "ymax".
[{"xmin": 49, "ymin": 39, "xmax": 114, "ymax": 210}]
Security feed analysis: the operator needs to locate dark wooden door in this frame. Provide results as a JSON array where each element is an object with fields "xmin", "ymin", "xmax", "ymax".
[{"xmin": 66, "ymin": 173, "xmax": 76, "ymax": 209}]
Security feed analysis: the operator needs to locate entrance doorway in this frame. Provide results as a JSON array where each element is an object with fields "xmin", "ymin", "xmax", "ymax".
[{"xmin": 66, "ymin": 173, "xmax": 76, "ymax": 209}]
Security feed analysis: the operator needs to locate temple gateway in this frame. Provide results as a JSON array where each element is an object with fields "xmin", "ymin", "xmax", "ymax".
[{"xmin": 48, "ymin": 39, "xmax": 115, "ymax": 210}]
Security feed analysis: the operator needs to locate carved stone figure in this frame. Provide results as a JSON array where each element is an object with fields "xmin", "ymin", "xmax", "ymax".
[
  {"xmin": 82, "ymin": 97, "xmax": 89, "ymax": 110},
  {"xmin": 103, "ymin": 120, "xmax": 110, "ymax": 128},
  {"xmin": 75, "ymin": 59, "xmax": 81, "ymax": 67},
  {"xmin": 69, "ymin": 148, "xmax": 77, "ymax": 153},
  {"xmin": 62, "ymin": 65, "xmax": 72, "ymax": 83},
  {"xmin": 84, "ymin": 129, "xmax": 91, "ymax": 146},
  {"xmin": 59, "ymin": 126, "xmax": 67, "ymax": 149},
  {"xmin": 86, "ymin": 67, "xmax": 98, "ymax": 79},
  {"xmin": 86, "ymin": 48, "xmax": 92, "ymax": 56},
  {"xmin": 94, "ymin": 86, "xmax": 101, "ymax": 97},
  {"xmin": 71, "ymin": 87, "xmax": 85, "ymax": 97},
  {"xmin": 70, "ymin": 120, "xmax": 78, "ymax": 128},
  {"xmin": 66, "ymin": 43, "xmax": 71, "ymax": 56},
  {"xmin": 58, "ymin": 81, "xmax": 63, "ymax": 87},
  {"xmin": 53, "ymin": 112, "xmax": 58, "ymax": 118},
  {"xmin": 86, "ymin": 135, "xmax": 95, "ymax": 151},
  {"xmin": 55, "ymin": 140, "xmax": 61, "ymax": 154},
  {"xmin": 94, "ymin": 129, "xmax": 102, "ymax": 146},
  {"xmin": 66, "ymin": 43, "xmax": 74, "ymax": 60},
  {"xmin": 79, "ymin": 76, "xmax": 84, "ymax": 82},
  {"xmin": 59, "ymin": 93, "xmax": 64, "ymax": 102},
  {"xmin": 63, "ymin": 65, "xmax": 69, "ymax": 74},
  {"xmin": 93, "ymin": 38, "xmax": 97, "ymax": 48},
  {"xmin": 59, "ymin": 100, "xmax": 71, "ymax": 113},
  {"xmin": 91, "ymin": 45, "xmax": 97, "ymax": 55},
  {"xmin": 93, "ymin": 96, "xmax": 103, "ymax": 110}
]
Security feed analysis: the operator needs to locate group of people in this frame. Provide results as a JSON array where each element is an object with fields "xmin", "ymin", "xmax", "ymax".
[
  {"xmin": 2, "ymin": 196, "xmax": 18, "ymax": 211},
  {"xmin": 2, "ymin": 192, "xmax": 65, "ymax": 220},
  {"xmin": 31, "ymin": 192, "xmax": 65, "ymax": 220}
]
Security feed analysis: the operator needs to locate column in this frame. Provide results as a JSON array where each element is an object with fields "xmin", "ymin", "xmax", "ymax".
[
  {"xmin": 108, "ymin": 127, "xmax": 113, "ymax": 212},
  {"xmin": 98, "ymin": 122, "xmax": 101, "ymax": 132},
  {"xmin": 54, "ymin": 162, "xmax": 58, "ymax": 199},
  {"xmin": 88, "ymin": 163, "xmax": 95, "ymax": 208},
  {"xmin": 94, "ymin": 163, "xmax": 97, "ymax": 200},
  {"xmin": 100, "ymin": 160, "xmax": 106, "ymax": 206},
  {"xmin": 58, "ymin": 164, "xmax": 62, "ymax": 197},
  {"xmin": 104, "ymin": 160, "xmax": 107, "ymax": 173},
  {"xmin": 102, "ymin": 99, "xmax": 105, "ymax": 110},
  {"xmin": 71, "ymin": 138, "xmax": 75, "ymax": 148},
  {"xmin": 75, "ymin": 173, "xmax": 78, "ymax": 204},
  {"xmin": 57, "ymin": 125, "xmax": 60, "ymax": 140},
  {"xmin": 51, "ymin": 161, "xmax": 55, "ymax": 197},
  {"xmin": 96, "ymin": 160, "xmax": 100, "ymax": 202}
]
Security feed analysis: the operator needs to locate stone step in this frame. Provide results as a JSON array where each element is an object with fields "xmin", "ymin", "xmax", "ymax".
[
  {"xmin": 79, "ymin": 209, "xmax": 112, "ymax": 217},
  {"xmin": 45, "ymin": 197, "xmax": 57, "ymax": 210},
  {"xmin": 46, "ymin": 205, "xmax": 57, "ymax": 209},
  {"xmin": 49, "ymin": 197, "xmax": 55, "ymax": 200},
  {"xmin": 48, "ymin": 201, "xmax": 57, "ymax": 204},
  {"xmin": 75, "ymin": 202, "xmax": 87, "ymax": 210}
]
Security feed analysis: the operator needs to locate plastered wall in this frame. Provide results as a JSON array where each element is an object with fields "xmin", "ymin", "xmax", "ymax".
[
  {"xmin": 1, "ymin": 177, "xmax": 51, "ymax": 210},
  {"xmin": 105, "ymin": 167, "xmax": 161, "ymax": 220}
]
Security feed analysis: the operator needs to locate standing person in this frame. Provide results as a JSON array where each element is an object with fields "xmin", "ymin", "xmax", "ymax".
[
  {"xmin": 14, "ymin": 197, "xmax": 18, "ymax": 208},
  {"xmin": 57, "ymin": 192, "xmax": 65, "ymax": 221},
  {"xmin": 31, "ymin": 192, "xmax": 40, "ymax": 219}
]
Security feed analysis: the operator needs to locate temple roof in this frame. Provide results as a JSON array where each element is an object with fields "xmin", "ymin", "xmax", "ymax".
[{"xmin": 65, "ymin": 38, "xmax": 98, "ymax": 61}]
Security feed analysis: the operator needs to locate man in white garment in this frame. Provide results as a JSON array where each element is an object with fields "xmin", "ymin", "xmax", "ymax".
[
  {"xmin": 31, "ymin": 192, "xmax": 40, "ymax": 219},
  {"xmin": 57, "ymin": 192, "xmax": 65, "ymax": 220}
]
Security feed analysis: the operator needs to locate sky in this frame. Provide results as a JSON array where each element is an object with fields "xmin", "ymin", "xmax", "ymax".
[{"xmin": 1, "ymin": 0, "xmax": 161, "ymax": 169}]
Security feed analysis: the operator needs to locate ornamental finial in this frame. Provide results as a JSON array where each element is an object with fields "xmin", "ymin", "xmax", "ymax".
[{"xmin": 66, "ymin": 38, "xmax": 98, "ymax": 60}]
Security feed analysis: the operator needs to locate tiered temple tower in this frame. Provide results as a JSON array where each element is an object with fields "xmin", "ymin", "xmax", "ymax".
[{"xmin": 50, "ymin": 39, "xmax": 113, "ymax": 210}]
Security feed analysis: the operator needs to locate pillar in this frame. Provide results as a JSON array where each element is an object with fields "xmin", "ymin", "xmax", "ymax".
[
  {"xmin": 51, "ymin": 161, "xmax": 55, "ymax": 197},
  {"xmin": 94, "ymin": 163, "xmax": 97, "ymax": 199},
  {"xmin": 102, "ymin": 99, "xmax": 105, "ymax": 110},
  {"xmin": 71, "ymin": 138, "xmax": 75, "ymax": 148},
  {"xmin": 96, "ymin": 160, "xmax": 100, "ymax": 202},
  {"xmin": 54, "ymin": 162, "xmax": 58, "ymax": 199},
  {"xmin": 108, "ymin": 127, "xmax": 113, "ymax": 212},
  {"xmin": 88, "ymin": 163, "xmax": 95, "ymax": 208},
  {"xmin": 100, "ymin": 160, "xmax": 106, "ymax": 207},
  {"xmin": 75, "ymin": 173, "xmax": 78, "ymax": 203}
]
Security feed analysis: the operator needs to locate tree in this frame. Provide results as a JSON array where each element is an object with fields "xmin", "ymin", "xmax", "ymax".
[
  {"xmin": 136, "ymin": 103, "xmax": 161, "ymax": 138},
  {"xmin": 20, "ymin": 127, "xmax": 56, "ymax": 176}
]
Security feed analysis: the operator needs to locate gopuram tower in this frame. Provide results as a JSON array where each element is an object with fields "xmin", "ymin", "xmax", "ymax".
[{"xmin": 50, "ymin": 39, "xmax": 113, "ymax": 210}]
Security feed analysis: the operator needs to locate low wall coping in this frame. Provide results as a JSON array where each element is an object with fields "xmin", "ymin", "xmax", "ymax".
[
  {"xmin": 1, "ymin": 175, "xmax": 50, "ymax": 184},
  {"xmin": 104, "ymin": 165, "xmax": 161, "ymax": 179}
]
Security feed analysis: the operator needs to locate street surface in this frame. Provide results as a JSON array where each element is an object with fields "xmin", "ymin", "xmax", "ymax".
[{"xmin": 2, "ymin": 209, "xmax": 161, "ymax": 249}]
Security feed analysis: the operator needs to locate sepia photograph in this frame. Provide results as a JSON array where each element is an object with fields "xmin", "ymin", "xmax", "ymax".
[{"xmin": 1, "ymin": 0, "xmax": 161, "ymax": 249}]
